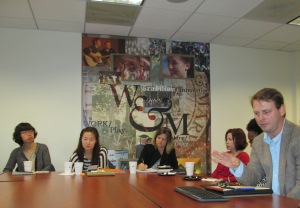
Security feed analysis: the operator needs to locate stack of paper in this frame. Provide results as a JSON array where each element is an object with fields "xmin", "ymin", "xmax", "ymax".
[{"xmin": 136, "ymin": 168, "xmax": 158, "ymax": 173}]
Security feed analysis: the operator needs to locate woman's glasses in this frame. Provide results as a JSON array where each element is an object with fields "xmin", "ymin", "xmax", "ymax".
[{"xmin": 20, "ymin": 130, "xmax": 34, "ymax": 135}]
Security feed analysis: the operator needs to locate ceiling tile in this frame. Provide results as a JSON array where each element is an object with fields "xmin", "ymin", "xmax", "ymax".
[
  {"xmin": 143, "ymin": 0, "xmax": 204, "ymax": 12},
  {"xmin": 171, "ymin": 31, "xmax": 216, "ymax": 43},
  {"xmin": 221, "ymin": 19, "xmax": 281, "ymax": 39},
  {"xmin": 134, "ymin": 7, "xmax": 191, "ymax": 30},
  {"xmin": 85, "ymin": 23, "xmax": 132, "ymax": 36},
  {"xmin": 0, "ymin": 0, "xmax": 300, "ymax": 52},
  {"xmin": 211, "ymin": 36, "xmax": 253, "ymax": 47},
  {"xmin": 30, "ymin": 0, "xmax": 86, "ymax": 22},
  {"xmin": 37, "ymin": 20, "xmax": 84, "ymax": 32},
  {"xmin": 180, "ymin": 13, "xmax": 238, "ymax": 34},
  {"xmin": 246, "ymin": 40, "xmax": 289, "ymax": 50},
  {"xmin": 196, "ymin": 0, "xmax": 264, "ymax": 18},
  {"xmin": 0, "ymin": 0, "xmax": 33, "ymax": 18},
  {"xmin": 259, "ymin": 24, "xmax": 300, "ymax": 43},
  {"xmin": 244, "ymin": 0, "xmax": 300, "ymax": 24},
  {"xmin": 0, "ymin": 17, "xmax": 37, "ymax": 29},
  {"xmin": 130, "ymin": 27, "xmax": 175, "ymax": 40},
  {"xmin": 280, "ymin": 44, "xmax": 300, "ymax": 52}
]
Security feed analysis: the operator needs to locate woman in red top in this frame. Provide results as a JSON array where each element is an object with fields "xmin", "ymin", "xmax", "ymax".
[{"xmin": 211, "ymin": 128, "xmax": 249, "ymax": 182}]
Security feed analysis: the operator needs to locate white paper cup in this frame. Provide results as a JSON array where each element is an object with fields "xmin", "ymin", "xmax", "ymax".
[
  {"xmin": 185, "ymin": 162, "xmax": 194, "ymax": 176},
  {"xmin": 24, "ymin": 161, "xmax": 33, "ymax": 172},
  {"xmin": 74, "ymin": 162, "xmax": 83, "ymax": 175},
  {"xmin": 129, "ymin": 161, "xmax": 137, "ymax": 174},
  {"xmin": 64, "ymin": 162, "xmax": 72, "ymax": 175}
]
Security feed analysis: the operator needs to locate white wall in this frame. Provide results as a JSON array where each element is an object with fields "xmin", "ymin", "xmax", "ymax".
[
  {"xmin": 210, "ymin": 44, "xmax": 297, "ymax": 170},
  {"xmin": 0, "ymin": 28, "xmax": 82, "ymax": 171},
  {"xmin": 295, "ymin": 52, "xmax": 300, "ymax": 125},
  {"xmin": 0, "ymin": 28, "xmax": 298, "ymax": 172}
]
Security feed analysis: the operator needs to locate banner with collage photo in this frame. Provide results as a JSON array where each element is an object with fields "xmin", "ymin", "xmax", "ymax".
[{"xmin": 82, "ymin": 35, "xmax": 211, "ymax": 174}]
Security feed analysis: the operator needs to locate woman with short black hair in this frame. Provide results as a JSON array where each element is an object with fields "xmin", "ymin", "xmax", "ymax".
[{"xmin": 3, "ymin": 122, "xmax": 55, "ymax": 172}]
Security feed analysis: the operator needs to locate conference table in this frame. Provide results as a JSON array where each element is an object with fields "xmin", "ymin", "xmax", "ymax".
[{"xmin": 0, "ymin": 171, "xmax": 299, "ymax": 208}]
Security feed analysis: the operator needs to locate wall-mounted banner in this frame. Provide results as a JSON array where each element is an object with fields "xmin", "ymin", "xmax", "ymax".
[{"xmin": 82, "ymin": 34, "xmax": 211, "ymax": 175}]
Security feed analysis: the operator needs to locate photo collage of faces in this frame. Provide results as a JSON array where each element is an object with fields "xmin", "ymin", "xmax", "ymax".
[{"xmin": 82, "ymin": 36, "xmax": 210, "ymax": 85}]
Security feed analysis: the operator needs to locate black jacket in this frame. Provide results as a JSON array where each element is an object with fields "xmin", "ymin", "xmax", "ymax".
[{"xmin": 137, "ymin": 144, "xmax": 178, "ymax": 169}]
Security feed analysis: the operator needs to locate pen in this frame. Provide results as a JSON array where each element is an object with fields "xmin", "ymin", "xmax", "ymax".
[{"xmin": 141, "ymin": 159, "xmax": 147, "ymax": 170}]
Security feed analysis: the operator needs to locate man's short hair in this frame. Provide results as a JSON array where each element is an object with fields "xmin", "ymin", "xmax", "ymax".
[{"xmin": 251, "ymin": 88, "xmax": 284, "ymax": 109}]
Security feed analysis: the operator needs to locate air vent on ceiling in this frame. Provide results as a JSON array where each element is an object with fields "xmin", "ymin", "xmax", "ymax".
[
  {"xmin": 86, "ymin": 2, "xmax": 142, "ymax": 26},
  {"xmin": 244, "ymin": 0, "xmax": 300, "ymax": 24}
]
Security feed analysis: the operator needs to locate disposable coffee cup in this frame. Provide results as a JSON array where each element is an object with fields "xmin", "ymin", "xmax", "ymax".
[
  {"xmin": 129, "ymin": 161, "xmax": 137, "ymax": 174},
  {"xmin": 24, "ymin": 161, "xmax": 33, "ymax": 172},
  {"xmin": 74, "ymin": 162, "xmax": 83, "ymax": 175},
  {"xmin": 64, "ymin": 162, "xmax": 72, "ymax": 175},
  {"xmin": 185, "ymin": 162, "xmax": 194, "ymax": 176}
]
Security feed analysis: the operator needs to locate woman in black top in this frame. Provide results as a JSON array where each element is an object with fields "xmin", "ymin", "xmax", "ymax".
[{"xmin": 137, "ymin": 127, "xmax": 178, "ymax": 170}]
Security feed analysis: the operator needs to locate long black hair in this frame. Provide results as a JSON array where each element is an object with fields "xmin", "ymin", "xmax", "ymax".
[{"xmin": 74, "ymin": 127, "xmax": 100, "ymax": 165}]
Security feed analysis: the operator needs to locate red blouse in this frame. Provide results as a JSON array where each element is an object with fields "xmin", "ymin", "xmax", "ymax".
[{"xmin": 211, "ymin": 151, "xmax": 250, "ymax": 182}]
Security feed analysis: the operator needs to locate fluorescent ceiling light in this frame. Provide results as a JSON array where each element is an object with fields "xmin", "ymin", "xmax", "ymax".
[
  {"xmin": 90, "ymin": 0, "xmax": 144, "ymax": 6},
  {"xmin": 287, "ymin": 16, "xmax": 300, "ymax": 26}
]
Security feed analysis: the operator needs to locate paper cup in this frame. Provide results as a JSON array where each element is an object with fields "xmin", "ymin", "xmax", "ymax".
[
  {"xmin": 74, "ymin": 162, "xmax": 83, "ymax": 175},
  {"xmin": 185, "ymin": 162, "xmax": 194, "ymax": 176},
  {"xmin": 129, "ymin": 161, "xmax": 137, "ymax": 174},
  {"xmin": 64, "ymin": 162, "xmax": 72, "ymax": 175},
  {"xmin": 24, "ymin": 161, "xmax": 33, "ymax": 172}
]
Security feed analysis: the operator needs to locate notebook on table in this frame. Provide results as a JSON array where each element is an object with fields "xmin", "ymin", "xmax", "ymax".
[
  {"xmin": 205, "ymin": 185, "xmax": 273, "ymax": 197},
  {"xmin": 86, "ymin": 169, "xmax": 116, "ymax": 177},
  {"xmin": 12, "ymin": 171, "xmax": 35, "ymax": 176}
]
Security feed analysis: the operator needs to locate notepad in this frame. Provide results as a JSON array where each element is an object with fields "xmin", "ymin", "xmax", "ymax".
[
  {"xmin": 86, "ymin": 169, "xmax": 116, "ymax": 177},
  {"xmin": 205, "ymin": 185, "xmax": 273, "ymax": 197},
  {"xmin": 136, "ymin": 168, "xmax": 158, "ymax": 173},
  {"xmin": 12, "ymin": 171, "xmax": 35, "ymax": 176},
  {"xmin": 35, "ymin": 171, "xmax": 50, "ymax": 174}
]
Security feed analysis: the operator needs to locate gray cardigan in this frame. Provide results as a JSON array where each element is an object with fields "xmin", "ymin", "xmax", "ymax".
[
  {"xmin": 238, "ymin": 120, "xmax": 300, "ymax": 199},
  {"xmin": 3, "ymin": 143, "xmax": 55, "ymax": 172}
]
